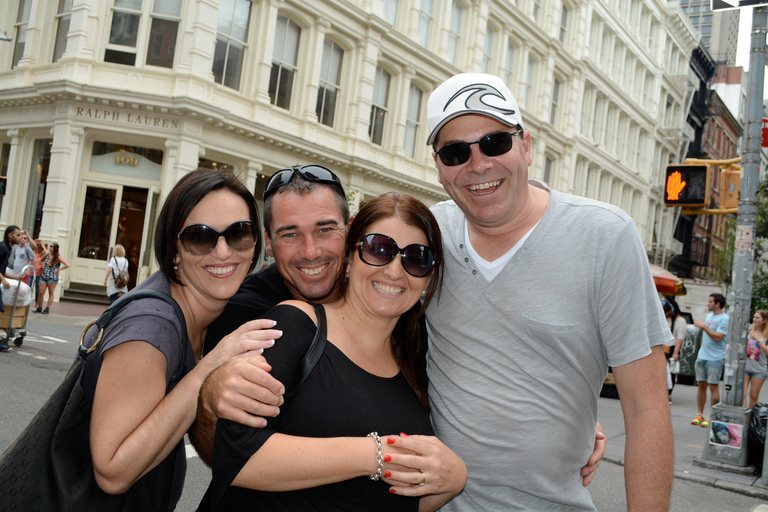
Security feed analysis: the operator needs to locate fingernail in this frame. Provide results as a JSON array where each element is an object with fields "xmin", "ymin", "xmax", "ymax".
[
  {"xmin": 383, "ymin": 470, "xmax": 391, "ymax": 478},
  {"xmin": 383, "ymin": 455, "xmax": 391, "ymax": 462},
  {"xmin": 268, "ymin": 320, "xmax": 277, "ymax": 327},
  {"xmin": 389, "ymin": 488, "xmax": 397, "ymax": 494},
  {"xmin": 255, "ymin": 348, "xmax": 264, "ymax": 354},
  {"xmin": 387, "ymin": 437, "xmax": 395, "ymax": 444},
  {"xmin": 264, "ymin": 339, "xmax": 275, "ymax": 347},
  {"xmin": 400, "ymin": 432, "xmax": 409, "ymax": 437},
  {"xmin": 275, "ymin": 330, "xmax": 283, "ymax": 337}
]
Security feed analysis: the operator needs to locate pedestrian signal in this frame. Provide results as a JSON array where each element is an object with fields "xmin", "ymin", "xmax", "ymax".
[{"xmin": 664, "ymin": 164, "xmax": 711, "ymax": 207}]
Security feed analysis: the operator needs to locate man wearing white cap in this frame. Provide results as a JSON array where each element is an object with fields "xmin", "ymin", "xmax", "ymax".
[{"xmin": 424, "ymin": 73, "xmax": 673, "ymax": 510}]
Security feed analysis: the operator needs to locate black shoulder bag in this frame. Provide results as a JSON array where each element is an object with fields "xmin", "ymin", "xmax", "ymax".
[{"xmin": 0, "ymin": 289, "xmax": 188, "ymax": 512}]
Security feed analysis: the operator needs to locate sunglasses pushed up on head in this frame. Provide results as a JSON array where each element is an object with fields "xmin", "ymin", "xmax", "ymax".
[
  {"xmin": 356, "ymin": 233, "xmax": 435, "ymax": 278},
  {"xmin": 435, "ymin": 129, "xmax": 524, "ymax": 167},
  {"xmin": 263, "ymin": 164, "xmax": 345, "ymax": 200},
  {"xmin": 177, "ymin": 220, "xmax": 257, "ymax": 255}
]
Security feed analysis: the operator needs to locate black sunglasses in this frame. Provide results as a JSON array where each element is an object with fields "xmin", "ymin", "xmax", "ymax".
[
  {"xmin": 356, "ymin": 233, "xmax": 435, "ymax": 278},
  {"xmin": 435, "ymin": 129, "xmax": 524, "ymax": 167},
  {"xmin": 264, "ymin": 165, "xmax": 345, "ymax": 200},
  {"xmin": 177, "ymin": 220, "xmax": 257, "ymax": 256}
]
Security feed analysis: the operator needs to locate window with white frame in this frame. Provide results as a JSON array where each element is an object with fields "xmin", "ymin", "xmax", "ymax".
[
  {"xmin": 213, "ymin": 0, "xmax": 251, "ymax": 89},
  {"xmin": 53, "ymin": 0, "xmax": 73, "ymax": 62},
  {"xmin": 502, "ymin": 39, "xmax": 515, "ymax": 87},
  {"xmin": 316, "ymin": 39, "xmax": 343, "ymax": 127},
  {"xmin": 522, "ymin": 56, "xmax": 535, "ymax": 109},
  {"xmin": 559, "ymin": 5, "xmax": 568, "ymax": 43},
  {"xmin": 448, "ymin": 1, "xmax": 463, "ymax": 66},
  {"xmin": 544, "ymin": 157, "xmax": 553, "ymax": 183},
  {"xmin": 549, "ymin": 78, "xmax": 560, "ymax": 125},
  {"xmin": 12, "ymin": 0, "xmax": 32, "ymax": 68},
  {"xmin": 369, "ymin": 66, "xmax": 391, "ymax": 146},
  {"xmin": 532, "ymin": 0, "xmax": 541, "ymax": 22},
  {"xmin": 404, "ymin": 83, "xmax": 423, "ymax": 158},
  {"xmin": 104, "ymin": 0, "xmax": 182, "ymax": 68},
  {"xmin": 418, "ymin": 0, "xmax": 434, "ymax": 47},
  {"xmin": 384, "ymin": 0, "xmax": 399, "ymax": 26},
  {"xmin": 269, "ymin": 15, "xmax": 301, "ymax": 110},
  {"xmin": 482, "ymin": 26, "xmax": 494, "ymax": 73}
]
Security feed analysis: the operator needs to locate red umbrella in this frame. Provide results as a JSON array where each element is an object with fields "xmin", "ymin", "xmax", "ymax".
[{"xmin": 649, "ymin": 264, "xmax": 686, "ymax": 295}]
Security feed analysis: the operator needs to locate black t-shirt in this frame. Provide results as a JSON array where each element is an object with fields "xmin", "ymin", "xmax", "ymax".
[
  {"xmin": 204, "ymin": 304, "xmax": 433, "ymax": 512},
  {"xmin": 0, "ymin": 241, "xmax": 11, "ymax": 276},
  {"xmin": 203, "ymin": 264, "xmax": 293, "ymax": 356}
]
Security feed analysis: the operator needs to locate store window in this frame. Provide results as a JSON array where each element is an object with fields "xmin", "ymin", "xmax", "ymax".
[
  {"xmin": 213, "ymin": 0, "xmax": 251, "ymax": 89},
  {"xmin": 23, "ymin": 140, "xmax": 52, "ymax": 239},
  {"xmin": 316, "ymin": 39, "xmax": 343, "ymax": 127},
  {"xmin": 269, "ymin": 15, "xmax": 301, "ymax": 110},
  {"xmin": 198, "ymin": 157, "xmax": 235, "ymax": 173},
  {"xmin": 12, "ymin": 0, "xmax": 32, "ymax": 68},
  {"xmin": 369, "ymin": 66, "xmax": 391, "ymax": 146},
  {"xmin": 404, "ymin": 83, "xmax": 423, "ymax": 158},
  {"xmin": 522, "ymin": 56, "xmax": 536, "ymax": 109},
  {"xmin": 104, "ymin": 0, "xmax": 182, "ymax": 68},
  {"xmin": 53, "ymin": 0, "xmax": 73, "ymax": 62}
]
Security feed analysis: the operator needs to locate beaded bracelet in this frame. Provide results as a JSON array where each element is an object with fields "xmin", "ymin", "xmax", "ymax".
[{"xmin": 367, "ymin": 432, "xmax": 384, "ymax": 481}]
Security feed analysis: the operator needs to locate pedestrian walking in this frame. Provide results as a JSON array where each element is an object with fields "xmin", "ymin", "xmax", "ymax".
[
  {"xmin": 744, "ymin": 310, "xmax": 768, "ymax": 410},
  {"xmin": 33, "ymin": 243, "xmax": 69, "ymax": 314},
  {"xmin": 103, "ymin": 244, "xmax": 129, "ymax": 304}
]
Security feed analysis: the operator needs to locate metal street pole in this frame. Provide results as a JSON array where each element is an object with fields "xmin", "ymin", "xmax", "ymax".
[{"xmin": 702, "ymin": 6, "xmax": 767, "ymax": 467}]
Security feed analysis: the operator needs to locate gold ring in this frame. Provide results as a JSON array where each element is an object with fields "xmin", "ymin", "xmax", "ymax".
[{"xmin": 419, "ymin": 472, "xmax": 426, "ymax": 486}]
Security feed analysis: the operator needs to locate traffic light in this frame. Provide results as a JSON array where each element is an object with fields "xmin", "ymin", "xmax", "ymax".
[
  {"xmin": 664, "ymin": 164, "xmax": 711, "ymax": 207},
  {"xmin": 720, "ymin": 168, "xmax": 740, "ymax": 209}
]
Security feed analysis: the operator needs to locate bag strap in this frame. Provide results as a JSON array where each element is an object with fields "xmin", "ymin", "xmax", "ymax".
[
  {"xmin": 80, "ymin": 289, "xmax": 189, "ymax": 384},
  {"xmin": 110, "ymin": 258, "xmax": 118, "ymax": 280},
  {"xmin": 298, "ymin": 302, "xmax": 327, "ymax": 386}
]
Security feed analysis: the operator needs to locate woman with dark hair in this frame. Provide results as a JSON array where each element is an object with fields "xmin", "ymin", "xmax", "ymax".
[
  {"xmin": 82, "ymin": 168, "xmax": 280, "ymax": 510},
  {"xmin": 662, "ymin": 298, "xmax": 687, "ymax": 403},
  {"xmin": 204, "ymin": 192, "xmax": 466, "ymax": 512},
  {"xmin": 34, "ymin": 242, "xmax": 69, "ymax": 314}
]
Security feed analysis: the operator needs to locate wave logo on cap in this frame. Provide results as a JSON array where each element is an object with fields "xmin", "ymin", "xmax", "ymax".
[{"xmin": 443, "ymin": 83, "xmax": 517, "ymax": 118}]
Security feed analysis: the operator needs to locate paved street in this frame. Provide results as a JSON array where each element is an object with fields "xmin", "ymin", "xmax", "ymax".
[{"xmin": 2, "ymin": 303, "xmax": 768, "ymax": 510}]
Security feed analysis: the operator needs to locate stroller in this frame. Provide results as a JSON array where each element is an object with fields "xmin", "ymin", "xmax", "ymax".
[{"xmin": 0, "ymin": 264, "xmax": 37, "ymax": 347}]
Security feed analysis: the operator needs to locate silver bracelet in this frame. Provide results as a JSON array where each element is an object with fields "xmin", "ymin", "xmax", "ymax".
[{"xmin": 367, "ymin": 432, "xmax": 384, "ymax": 481}]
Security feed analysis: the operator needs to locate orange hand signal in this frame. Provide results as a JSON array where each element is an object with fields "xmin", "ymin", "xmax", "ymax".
[{"xmin": 666, "ymin": 171, "xmax": 686, "ymax": 201}]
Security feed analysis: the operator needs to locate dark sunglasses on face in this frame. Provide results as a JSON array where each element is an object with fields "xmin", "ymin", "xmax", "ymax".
[
  {"xmin": 356, "ymin": 233, "xmax": 435, "ymax": 278},
  {"xmin": 435, "ymin": 129, "xmax": 524, "ymax": 167},
  {"xmin": 263, "ymin": 164, "xmax": 345, "ymax": 200},
  {"xmin": 177, "ymin": 220, "xmax": 257, "ymax": 256}
]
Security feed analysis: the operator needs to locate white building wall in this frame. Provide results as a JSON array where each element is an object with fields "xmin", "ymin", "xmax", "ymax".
[{"xmin": 0, "ymin": 0, "xmax": 699, "ymax": 292}]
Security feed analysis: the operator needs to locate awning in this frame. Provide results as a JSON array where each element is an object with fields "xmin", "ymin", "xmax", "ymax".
[{"xmin": 650, "ymin": 264, "xmax": 687, "ymax": 295}]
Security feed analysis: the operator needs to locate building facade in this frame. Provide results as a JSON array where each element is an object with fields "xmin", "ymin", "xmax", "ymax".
[
  {"xmin": 679, "ymin": 0, "xmax": 739, "ymax": 65},
  {"xmin": 0, "ymin": 0, "xmax": 698, "ymax": 297}
]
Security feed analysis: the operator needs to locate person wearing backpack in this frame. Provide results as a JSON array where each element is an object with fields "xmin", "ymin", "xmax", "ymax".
[{"xmin": 105, "ymin": 244, "xmax": 129, "ymax": 304}]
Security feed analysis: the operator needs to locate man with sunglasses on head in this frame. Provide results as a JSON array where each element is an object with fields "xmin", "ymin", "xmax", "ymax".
[
  {"xmin": 420, "ymin": 73, "xmax": 673, "ymax": 511},
  {"xmin": 191, "ymin": 165, "xmax": 350, "ymax": 461}
]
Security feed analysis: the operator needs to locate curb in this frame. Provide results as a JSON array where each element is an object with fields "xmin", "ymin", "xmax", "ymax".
[{"xmin": 604, "ymin": 455, "xmax": 768, "ymax": 500}]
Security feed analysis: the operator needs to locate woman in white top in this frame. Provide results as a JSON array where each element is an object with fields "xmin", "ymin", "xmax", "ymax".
[{"xmin": 104, "ymin": 244, "xmax": 129, "ymax": 304}]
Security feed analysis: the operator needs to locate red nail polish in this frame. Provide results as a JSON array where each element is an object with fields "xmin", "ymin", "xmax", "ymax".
[
  {"xmin": 383, "ymin": 454, "xmax": 392, "ymax": 462},
  {"xmin": 400, "ymin": 432, "xmax": 409, "ymax": 437},
  {"xmin": 383, "ymin": 471, "xmax": 391, "ymax": 478},
  {"xmin": 387, "ymin": 437, "xmax": 395, "ymax": 444},
  {"xmin": 389, "ymin": 488, "xmax": 397, "ymax": 494}
]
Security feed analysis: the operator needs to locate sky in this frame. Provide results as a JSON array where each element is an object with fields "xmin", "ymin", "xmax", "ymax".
[{"xmin": 734, "ymin": 7, "xmax": 768, "ymax": 98}]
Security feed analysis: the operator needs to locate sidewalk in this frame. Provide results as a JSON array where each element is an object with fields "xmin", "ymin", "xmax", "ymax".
[
  {"xmin": 23, "ymin": 300, "xmax": 108, "ymax": 326},
  {"xmin": 599, "ymin": 382, "xmax": 768, "ymax": 500}
]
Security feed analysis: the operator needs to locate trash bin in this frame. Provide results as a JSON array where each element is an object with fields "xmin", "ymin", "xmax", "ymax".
[
  {"xmin": 749, "ymin": 403, "xmax": 768, "ymax": 476},
  {"xmin": 676, "ymin": 325, "xmax": 702, "ymax": 386}
]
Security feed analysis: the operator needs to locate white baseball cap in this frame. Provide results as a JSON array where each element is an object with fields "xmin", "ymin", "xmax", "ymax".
[{"xmin": 426, "ymin": 73, "xmax": 524, "ymax": 146}]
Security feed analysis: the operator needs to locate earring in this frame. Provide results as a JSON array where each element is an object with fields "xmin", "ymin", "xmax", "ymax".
[{"xmin": 173, "ymin": 264, "xmax": 178, "ymax": 270}]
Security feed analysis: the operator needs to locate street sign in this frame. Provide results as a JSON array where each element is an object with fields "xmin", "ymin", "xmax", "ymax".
[
  {"xmin": 763, "ymin": 118, "xmax": 768, "ymax": 147},
  {"xmin": 664, "ymin": 164, "xmax": 712, "ymax": 207},
  {"xmin": 711, "ymin": 0, "xmax": 768, "ymax": 11}
]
